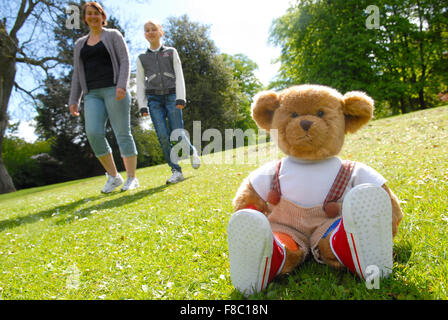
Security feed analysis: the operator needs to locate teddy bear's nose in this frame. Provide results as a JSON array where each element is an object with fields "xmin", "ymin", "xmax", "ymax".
[{"xmin": 300, "ymin": 120, "xmax": 313, "ymax": 131}]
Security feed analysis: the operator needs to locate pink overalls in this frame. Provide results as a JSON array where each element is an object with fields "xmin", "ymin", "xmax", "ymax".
[{"xmin": 267, "ymin": 160, "xmax": 355, "ymax": 264}]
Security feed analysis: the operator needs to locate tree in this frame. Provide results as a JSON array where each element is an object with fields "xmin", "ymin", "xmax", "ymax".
[
  {"xmin": 162, "ymin": 15, "xmax": 244, "ymax": 138},
  {"xmin": 371, "ymin": 0, "xmax": 448, "ymax": 113},
  {"xmin": 0, "ymin": 0, "xmax": 66, "ymax": 193},
  {"xmin": 269, "ymin": 0, "xmax": 448, "ymax": 116},
  {"xmin": 222, "ymin": 53, "xmax": 263, "ymax": 131},
  {"xmin": 270, "ymin": 1, "xmax": 380, "ymax": 98},
  {"xmin": 2, "ymin": 136, "xmax": 55, "ymax": 189}
]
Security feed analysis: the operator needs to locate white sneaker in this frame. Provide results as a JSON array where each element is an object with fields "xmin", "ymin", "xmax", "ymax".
[
  {"xmin": 121, "ymin": 177, "xmax": 140, "ymax": 191},
  {"xmin": 227, "ymin": 209, "xmax": 286, "ymax": 296},
  {"xmin": 166, "ymin": 170, "xmax": 184, "ymax": 184},
  {"xmin": 341, "ymin": 183, "xmax": 393, "ymax": 279},
  {"xmin": 101, "ymin": 173, "xmax": 124, "ymax": 193},
  {"xmin": 190, "ymin": 149, "xmax": 201, "ymax": 169}
]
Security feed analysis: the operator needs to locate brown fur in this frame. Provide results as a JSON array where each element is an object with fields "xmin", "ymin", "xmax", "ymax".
[
  {"xmin": 251, "ymin": 85, "xmax": 374, "ymax": 160},
  {"xmin": 280, "ymin": 246, "xmax": 305, "ymax": 274},
  {"xmin": 235, "ymin": 84, "xmax": 403, "ymax": 275},
  {"xmin": 233, "ymin": 178, "xmax": 269, "ymax": 215},
  {"xmin": 383, "ymin": 184, "xmax": 403, "ymax": 237},
  {"xmin": 318, "ymin": 236, "xmax": 344, "ymax": 269}
]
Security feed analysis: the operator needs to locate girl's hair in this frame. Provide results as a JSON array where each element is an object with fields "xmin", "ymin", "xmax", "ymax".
[
  {"xmin": 82, "ymin": 2, "xmax": 108, "ymax": 26},
  {"xmin": 144, "ymin": 19, "xmax": 164, "ymax": 34}
]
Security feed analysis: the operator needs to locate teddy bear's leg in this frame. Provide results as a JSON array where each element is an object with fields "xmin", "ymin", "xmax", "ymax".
[
  {"xmin": 227, "ymin": 209, "xmax": 304, "ymax": 296},
  {"xmin": 273, "ymin": 232, "xmax": 305, "ymax": 274},
  {"xmin": 319, "ymin": 184, "xmax": 393, "ymax": 280},
  {"xmin": 318, "ymin": 222, "xmax": 345, "ymax": 269}
]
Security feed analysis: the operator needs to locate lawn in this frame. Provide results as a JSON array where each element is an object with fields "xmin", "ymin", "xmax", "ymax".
[{"xmin": 0, "ymin": 106, "xmax": 447, "ymax": 300}]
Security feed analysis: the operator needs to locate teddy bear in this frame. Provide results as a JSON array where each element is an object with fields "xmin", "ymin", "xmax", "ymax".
[{"xmin": 227, "ymin": 84, "xmax": 403, "ymax": 296}]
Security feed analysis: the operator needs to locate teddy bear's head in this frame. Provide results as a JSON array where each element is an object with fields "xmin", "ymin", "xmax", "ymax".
[{"xmin": 251, "ymin": 84, "xmax": 374, "ymax": 160}]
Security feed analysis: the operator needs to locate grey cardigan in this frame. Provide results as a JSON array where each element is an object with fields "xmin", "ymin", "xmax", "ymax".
[{"xmin": 68, "ymin": 28, "xmax": 130, "ymax": 106}]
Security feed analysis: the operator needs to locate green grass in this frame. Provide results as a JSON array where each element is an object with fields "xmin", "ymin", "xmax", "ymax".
[{"xmin": 0, "ymin": 106, "xmax": 447, "ymax": 300}]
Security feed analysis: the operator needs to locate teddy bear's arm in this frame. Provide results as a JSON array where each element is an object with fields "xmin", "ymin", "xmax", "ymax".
[
  {"xmin": 232, "ymin": 178, "xmax": 269, "ymax": 215},
  {"xmin": 382, "ymin": 184, "xmax": 403, "ymax": 237}
]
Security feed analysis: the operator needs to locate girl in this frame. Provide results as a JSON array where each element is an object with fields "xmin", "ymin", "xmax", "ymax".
[
  {"xmin": 136, "ymin": 20, "xmax": 200, "ymax": 184},
  {"xmin": 68, "ymin": 1, "xmax": 139, "ymax": 193}
]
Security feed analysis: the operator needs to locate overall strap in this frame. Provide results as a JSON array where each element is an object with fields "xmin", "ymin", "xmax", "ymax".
[
  {"xmin": 267, "ymin": 160, "xmax": 283, "ymax": 205},
  {"xmin": 323, "ymin": 160, "xmax": 356, "ymax": 208}
]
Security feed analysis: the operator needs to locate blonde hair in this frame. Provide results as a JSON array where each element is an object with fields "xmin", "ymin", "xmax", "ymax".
[{"xmin": 144, "ymin": 19, "xmax": 164, "ymax": 34}]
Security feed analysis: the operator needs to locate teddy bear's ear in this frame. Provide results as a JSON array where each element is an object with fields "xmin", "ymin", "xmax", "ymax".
[
  {"xmin": 251, "ymin": 91, "xmax": 280, "ymax": 131},
  {"xmin": 342, "ymin": 91, "xmax": 374, "ymax": 133}
]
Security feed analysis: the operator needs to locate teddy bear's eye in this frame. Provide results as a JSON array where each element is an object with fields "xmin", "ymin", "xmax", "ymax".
[
  {"xmin": 317, "ymin": 110, "xmax": 324, "ymax": 118},
  {"xmin": 291, "ymin": 112, "xmax": 299, "ymax": 118}
]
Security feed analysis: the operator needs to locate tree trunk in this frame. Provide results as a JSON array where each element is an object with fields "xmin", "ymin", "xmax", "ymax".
[
  {"xmin": 399, "ymin": 97, "xmax": 407, "ymax": 114},
  {"xmin": 0, "ymin": 22, "xmax": 18, "ymax": 193}
]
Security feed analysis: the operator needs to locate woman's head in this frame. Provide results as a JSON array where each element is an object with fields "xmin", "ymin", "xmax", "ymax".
[
  {"xmin": 144, "ymin": 20, "xmax": 164, "ymax": 43},
  {"xmin": 82, "ymin": 2, "xmax": 108, "ymax": 28}
]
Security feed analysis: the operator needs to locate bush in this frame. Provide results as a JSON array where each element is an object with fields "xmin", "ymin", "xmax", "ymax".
[{"xmin": 2, "ymin": 137, "xmax": 55, "ymax": 189}]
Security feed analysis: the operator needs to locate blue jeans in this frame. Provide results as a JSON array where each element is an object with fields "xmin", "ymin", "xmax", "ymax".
[
  {"xmin": 147, "ymin": 94, "xmax": 195, "ymax": 173},
  {"xmin": 84, "ymin": 86, "xmax": 137, "ymax": 158}
]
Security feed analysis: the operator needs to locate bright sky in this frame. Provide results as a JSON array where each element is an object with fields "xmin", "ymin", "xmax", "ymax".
[
  {"xmin": 10, "ymin": 0, "xmax": 293, "ymax": 142},
  {"xmin": 107, "ymin": 0, "xmax": 292, "ymax": 84}
]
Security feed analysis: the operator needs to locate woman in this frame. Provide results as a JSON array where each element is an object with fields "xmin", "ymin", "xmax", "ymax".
[{"xmin": 68, "ymin": 2, "xmax": 139, "ymax": 193}]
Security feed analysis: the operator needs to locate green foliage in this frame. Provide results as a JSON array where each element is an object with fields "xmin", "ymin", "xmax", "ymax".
[
  {"xmin": 131, "ymin": 123, "xmax": 164, "ymax": 168},
  {"xmin": 269, "ymin": 0, "xmax": 448, "ymax": 116},
  {"xmin": 2, "ymin": 137, "xmax": 53, "ymax": 189},
  {"xmin": 222, "ymin": 53, "xmax": 264, "ymax": 131}
]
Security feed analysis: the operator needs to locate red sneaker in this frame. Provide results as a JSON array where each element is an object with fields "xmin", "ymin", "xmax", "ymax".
[
  {"xmin": 227, "ymin": 209, "xmax": 286, "ymax": 296},
  {"xmin": 329, "ymin": 184, "xmax": 393, "ymax": 279}
]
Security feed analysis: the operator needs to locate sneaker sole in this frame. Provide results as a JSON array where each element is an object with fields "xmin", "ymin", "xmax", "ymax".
[
  {"xmin": 342, "ymin": 184, "xmax": 393, "ymax": 280},
  {"xmin": 227, "ymin": 209, "xmax": 273, "ymax": 296},
  {"xmin": 166, "ymin": 179, "xmax": 184, "ymax": 184},
  {"xmin": 166, "ymin": 177, "xmax": 184, "ymax": 184}
]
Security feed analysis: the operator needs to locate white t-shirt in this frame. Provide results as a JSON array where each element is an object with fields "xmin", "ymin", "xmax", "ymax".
[{"xmin": 248, "ymin": 156, "xmax": 387, "ymax": 208}]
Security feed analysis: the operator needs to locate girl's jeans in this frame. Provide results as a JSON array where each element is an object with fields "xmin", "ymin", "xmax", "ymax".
[
  {"xmin": 147, "ymin": 93, "xmax": 195, "ymax": 173},
  {"xmin": 84, "ymin": 86, "xmax": 138, "ymax": 158}
]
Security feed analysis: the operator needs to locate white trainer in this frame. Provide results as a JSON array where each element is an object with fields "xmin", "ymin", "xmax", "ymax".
[
  {"xmin": 341, "ymin": 183, "xmax": 393, "ymax": 279},
  {"xmin": 166, "ymin": 170, "xmax": 184, "ymax": 184},
  {"xmin": 227, "ymin": 209, "xmax": 285, "ymax": 296},
  {"xmin": 190, "ymin": 149, "xmax": 201, "ymax": 169},
  {"xmin": 121, "ymin": 177, "xmax": 140, "ymax": 191},
  {"xmin": 101, "ymin": 173, "xmax": 124, "ymax": 194}
]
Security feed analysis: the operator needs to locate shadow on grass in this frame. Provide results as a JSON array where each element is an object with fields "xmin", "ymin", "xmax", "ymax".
[
  {"xmin": 227, "ymin": 245, "xmax": 427, "ymax": 300},
  {"xmin": 53, "ymin": 183, "xmax": 173, "ymax": 226},
  {"xmin": 0, "ymin": 195, "xmax": 105, "ymax": 232},
  {"xmin": 0, "ymin": 181, "xmax": 179, "ymax": 232}
]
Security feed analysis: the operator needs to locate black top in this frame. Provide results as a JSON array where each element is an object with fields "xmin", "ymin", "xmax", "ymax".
[{"xmin": 80, "ymin": 41, "xmax": 115, "ymax": 90}]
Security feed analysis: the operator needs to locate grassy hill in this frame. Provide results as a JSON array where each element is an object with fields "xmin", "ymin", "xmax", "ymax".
[{"xmin": 0, "ymin": 106, "xmax": 447, "ymax": 300}]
